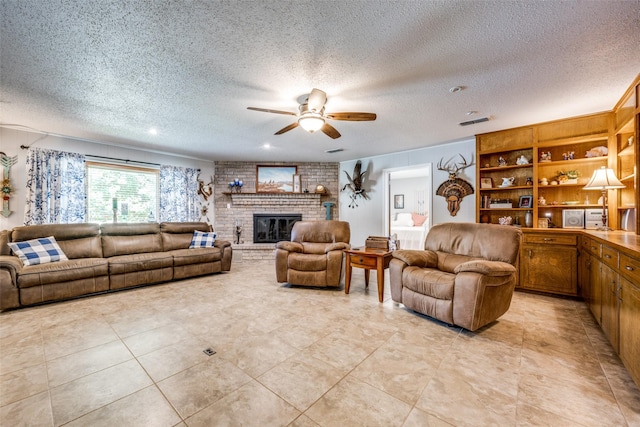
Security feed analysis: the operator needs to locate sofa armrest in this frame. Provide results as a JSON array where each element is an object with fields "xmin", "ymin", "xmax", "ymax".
[
  {"xmin": 325, "ymin": 242, "xmax": 350, "ymax": 253},
  {"xmin": 275, "ymin": 241, "xmax": 304, "ymax": 253},
  {"xmin": 454, "ymin": 260, "xmax": 516, "ymax": 277},
  {"xmin": 392, "ymin": 250, "xmax": 437, "ymax": 268},
  {"xmin": 213, "ymin": 239, "xmax": 231, "ymax": 249},
  {"xmin": 0, "ymin": 255, "xmax": 22, "ymax": 284}
]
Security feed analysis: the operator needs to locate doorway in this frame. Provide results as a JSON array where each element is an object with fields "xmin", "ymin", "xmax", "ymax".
[{"xmin": 383, "ymin": 164, "xmax": 432, "ymax": 249}]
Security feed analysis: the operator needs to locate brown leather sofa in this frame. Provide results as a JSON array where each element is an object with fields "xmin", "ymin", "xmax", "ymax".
[
  {"xmin": 275, "ymin": 220, "xmax": 350, "ymax": 287},
  {"xmin": 389, "ymin": 222, "xmax": 521, "ymax": 331},
  {"xmin": 0, "ymin": 222, "xmax": 231, "ymax": 310}
]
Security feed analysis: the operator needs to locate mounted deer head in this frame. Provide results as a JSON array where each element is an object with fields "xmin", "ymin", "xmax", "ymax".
[{"xmin": 436, "ymin": 154, "xmax": 475, "ymax": 216}]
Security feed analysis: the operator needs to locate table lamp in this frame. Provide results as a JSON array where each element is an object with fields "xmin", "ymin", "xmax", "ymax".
[{"xmin": 583, "ymin": 166, "xmax": 625, "ymax": 231}]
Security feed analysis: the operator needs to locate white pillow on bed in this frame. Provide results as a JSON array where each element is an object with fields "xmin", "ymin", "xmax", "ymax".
[{"xmin": 393, "ymin": 213, "xmax": 414, "ymax": 227}]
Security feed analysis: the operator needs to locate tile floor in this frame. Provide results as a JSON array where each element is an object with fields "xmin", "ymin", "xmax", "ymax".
[{"xmin": 1, "ymin": 261, "xmax": 639, "ymax": 426}]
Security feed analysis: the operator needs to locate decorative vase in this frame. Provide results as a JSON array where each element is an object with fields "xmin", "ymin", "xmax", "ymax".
[{"xmin": 525, "ymin": 211, "xmax": 533, "ymax": 228}]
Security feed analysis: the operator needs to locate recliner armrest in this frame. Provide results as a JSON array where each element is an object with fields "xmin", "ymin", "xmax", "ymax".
[
  {"xmin": 454, "ymin": 260, "xmax": 515, "ymax": 277},
  {"xmin": 213, "ymin": 240, "xmax": 231, "ymax": 249},
  {"xmin": 276, "ymin": 241, "xmax": 304, "ymax": 253},
  {"xmin": 392, "ymin": 250, "xmax": 437, "ymax": 268},
  {"xmin": 324, "ymin": 242, "xmax": 350, "ymax": 253},
  {"xmin": 0, "ymin": 255, "xmax": 23, "ymax": 284}
]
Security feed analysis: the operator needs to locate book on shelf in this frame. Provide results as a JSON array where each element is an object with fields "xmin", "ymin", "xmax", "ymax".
[{"xmin": 488, "ymin": 198, "xmax": 513, "ymax": 208}]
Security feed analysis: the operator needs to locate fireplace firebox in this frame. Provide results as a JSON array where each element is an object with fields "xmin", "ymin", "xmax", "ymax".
[{"xmin": 253, "ymin": 214, "xmax": 302, "ymax": 243}]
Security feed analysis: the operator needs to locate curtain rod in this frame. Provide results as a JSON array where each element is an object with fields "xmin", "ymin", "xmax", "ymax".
[
  {"xmin": 85, "ymin": 154, "xmax": 161, "ymax": 167},
  {"xmin": 19, "ymin": 147, "xmax": 200, "ymax": 171}
]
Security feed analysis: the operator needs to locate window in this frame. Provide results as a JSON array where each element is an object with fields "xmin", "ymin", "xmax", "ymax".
[{"xmin": 87, "ymin": 162, "xmax": 159, "ymax": 223}]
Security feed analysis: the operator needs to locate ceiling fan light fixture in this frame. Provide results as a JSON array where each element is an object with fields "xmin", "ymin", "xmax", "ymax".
[{"xmin": 298, "ymin": 114, "xmax": 325, "ymax": 133}]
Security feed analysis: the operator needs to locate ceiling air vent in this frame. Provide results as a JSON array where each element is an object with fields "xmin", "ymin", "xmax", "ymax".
[
  {"xmin": 325, "ymin": 148, "xmax": 344, "ymax": 154},
  {"xmin": 459, "ymin": 117, "xmax": 489, "ymax": 126}
]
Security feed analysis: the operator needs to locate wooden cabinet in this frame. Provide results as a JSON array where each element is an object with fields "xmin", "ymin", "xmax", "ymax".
[
  {"xmin": 600, "ymin": 263, "xmax": 620, "ymax": 352},
  {"xmin": 620, "ymin": 276, "xmax": 640, "ymax": 385},
  {"xmin": 476, "ymin": 129, "xmax": 534, "ymax": 226},
  {"xmin": 613, "ymin": 75, "xmax": 638, "ymax": 233},
  {"xmin": 519, "ymin": 231, "xmax": 578, "ymax": 296},
  {"xmin": 584, "ymin": 234, "xmax": 640, "ymax": 387},
  {"xmin": 476, "ymin": 113, "xmax": 612, "ymax": 229},
  {"xmin": 476, "ymin": 74, "xmax": 639, "ymax": 235},
  {"xmin": 589, "ymin": 255, "xmax": 602, "ymax": 323}
]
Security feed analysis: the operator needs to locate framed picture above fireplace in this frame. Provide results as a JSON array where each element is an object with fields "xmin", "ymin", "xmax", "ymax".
[{"xmin": 256, "ymin": 165, "xmax": 297, "ymax": 193}]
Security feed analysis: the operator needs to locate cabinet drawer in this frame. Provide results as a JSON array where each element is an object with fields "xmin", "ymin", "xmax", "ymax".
[
  {"xmin": 349, "ymin": 253, "xmax": 377, "ymax": 269},
  {"xmin": 581, "ymin": 237, "xmax": 601, "ymax": 256},
  {"xmin": 601, "ymin": 245, "xmax": 619, "ymax": 270},
  {"xmin": 524, "ymin": 234, "xmax": 577, "ymax": 245},
  {"xmin": 620, "ymin": 253, "xmax": 640, "ymax": 284}
]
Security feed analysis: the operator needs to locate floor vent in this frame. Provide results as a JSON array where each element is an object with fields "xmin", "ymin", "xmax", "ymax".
[
  {"xmin": 203, "ymin": 348, "xmax": 216, "ymax": 356},
  {"xmin": 459, "ymin": 117, "xmax": 489, "ymax": 126}
]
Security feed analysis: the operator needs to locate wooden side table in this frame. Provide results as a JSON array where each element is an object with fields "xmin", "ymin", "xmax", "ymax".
[{"xmin": 344, "ymin": 247, "xmax": 393, "ymax": 302}]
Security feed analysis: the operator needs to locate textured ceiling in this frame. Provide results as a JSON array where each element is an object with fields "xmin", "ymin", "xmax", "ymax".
[{"xmin": 1, "ymin": 1, "xmax": 639, "ymax": 162}]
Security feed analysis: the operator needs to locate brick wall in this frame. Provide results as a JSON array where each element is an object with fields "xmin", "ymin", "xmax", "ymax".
[{"xmin": 213, "ymin": 161, "xmax": 340, "ymax": 260}]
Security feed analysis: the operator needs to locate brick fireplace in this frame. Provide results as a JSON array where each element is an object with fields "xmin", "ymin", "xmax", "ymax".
[{"xmin": 213, "ymin": 161, "xmax": 339, "ymax": 261}]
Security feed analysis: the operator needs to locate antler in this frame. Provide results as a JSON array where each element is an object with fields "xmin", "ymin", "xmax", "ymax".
[{"xmin": 437, "ymin": 154, "xmax": 473, "ymax": 177}]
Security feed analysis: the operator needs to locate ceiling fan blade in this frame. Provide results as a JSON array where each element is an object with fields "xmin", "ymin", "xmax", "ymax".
[
  {"xmin": 325, "ymin": 112, "xmax": 377, "ymax": 121},
  {"xmin": 321, "ymin": 122, "xmax": 341, "ymax": 139},
  {"xmin": 307, "ymin": 88, "xmax": 327, "ymax": 113},
  {"xmin": 274, "ymin": 122, "xmax": 299, "ymax": 135},
  {"xmin": 247, "ymin": 107, "xmax": 297, "ymax": 116}
]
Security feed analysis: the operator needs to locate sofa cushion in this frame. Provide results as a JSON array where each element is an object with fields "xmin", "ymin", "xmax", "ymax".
[
  {"xmin": 17, "ymin": 258, "xmax": 108, "ymax": 288},
  {"xmin": 161, "ymin": 222, "xmax": 211, "ymax": 251},
  {"xmin": 402, "ymin": 266, "xmax": 455, "ymax": 300},
  {"xmin": 171, "ymin": 247, "xmax": 222, "ymax": 266},
  {"xmin": 189, "ymin": 230, "xmax": 217, "ymax": 248},
  {"xmin": 425, "ymin": 222, "xmax": 521, "ymax": 265},
  {"xmin": 288, "ymin": 253, "xmax": 327, "ymax": 271},
  {"xmin": 8, "ymin": 236, "xmax": 69, "ymax": 266},
  {"xmin": 107, "ymin": 252, "xmax": 173, "ymax": 274}
]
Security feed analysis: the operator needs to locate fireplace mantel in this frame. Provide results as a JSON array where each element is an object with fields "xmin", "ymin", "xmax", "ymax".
[{"xmin": 225, "ymin": 192, "xmax": 322, "ymax": 206}]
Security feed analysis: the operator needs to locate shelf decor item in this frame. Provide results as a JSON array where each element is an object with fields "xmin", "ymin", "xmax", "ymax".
[
  {"xmin": 480, "ymin": 178, "xmax": 493, "ymax": 189},
  {"xmin": 519, "ymin": 195, "xmax": 533, "ymax": 208},
  {"xmin": 583, "ymin": 166, "xmax": 625, "ymax": 231},
  {"xmin": 557, "ymin": 170, "xmax": 580, "ymax": 184}
]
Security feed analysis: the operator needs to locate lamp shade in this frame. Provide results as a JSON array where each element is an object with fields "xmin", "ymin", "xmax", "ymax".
[
  {"xmin": 583, "ymin": 166, "xmax": 625, "ymax": 190},
  {"xmin": 298, "ymin": 114, "xmax": 325, "ymax": 133}
]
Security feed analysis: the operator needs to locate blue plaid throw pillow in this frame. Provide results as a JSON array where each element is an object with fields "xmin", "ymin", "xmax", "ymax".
[
  {"xmin": 189, "ymin": 230, "xmax": 217, "ymax": 248},
  {"xmin": 8, "ymin": 236, "xmax": 69, "ymax": 266}
]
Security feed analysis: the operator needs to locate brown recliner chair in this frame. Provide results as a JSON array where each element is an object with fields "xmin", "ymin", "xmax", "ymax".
[
  {"xmin": 275, "ymin": 220, "xmax": 350, "ymax": 287},
  {"xmin": 389, "ymin": 222, "xmax": 521, "ymax": 331}
]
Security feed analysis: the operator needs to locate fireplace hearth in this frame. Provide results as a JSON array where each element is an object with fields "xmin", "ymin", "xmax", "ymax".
[{"xmin": 253, "ymin": 214, "xmax": 302, "ymax": 243}]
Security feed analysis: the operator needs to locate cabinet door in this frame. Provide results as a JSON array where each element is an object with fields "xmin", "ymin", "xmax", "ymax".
[
  {"xmin": 600, "ymin": 263, "xmax": 620, "ymax": 352},
  {"xmin": 520, "ymin": 244, "xmax": 577, "ymax": 295},
  {"xmin": 578, "ymin": 251, "xmax": 591, "ymax": 300},
  {"xmin": 620, "ymin": 276, "xmax": 640, "ymax": 387},
  {"xmin": 589, "ymin": 257, "xmax": 602, "ymax": 323}
]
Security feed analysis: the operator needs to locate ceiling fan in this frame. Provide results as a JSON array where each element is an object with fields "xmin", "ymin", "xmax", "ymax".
[{"xmin": 247, "ymin": 88, "xmax": 376, "ymax": 139}]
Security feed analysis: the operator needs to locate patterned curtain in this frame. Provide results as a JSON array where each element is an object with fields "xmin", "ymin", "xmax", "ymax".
[
  {"xmin": 24, "ymin": 147, "xmax": 86, "ymax": 225},
  {"xmin": 159, "ymin": 165, "xmax": 199, "ymax": 222}
]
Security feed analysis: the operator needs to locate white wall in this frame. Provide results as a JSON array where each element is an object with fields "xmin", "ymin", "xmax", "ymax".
[
  {"xmin": 390, "ymin": 176, "xmax": 427, "ymax": 217},
  {"xmin": 339, "ymin": 139, "xmax": 476, "ymax": 246},
  {"xmin": 0, "ymin": 127, "xmax": 215, "ymax": 230}
]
